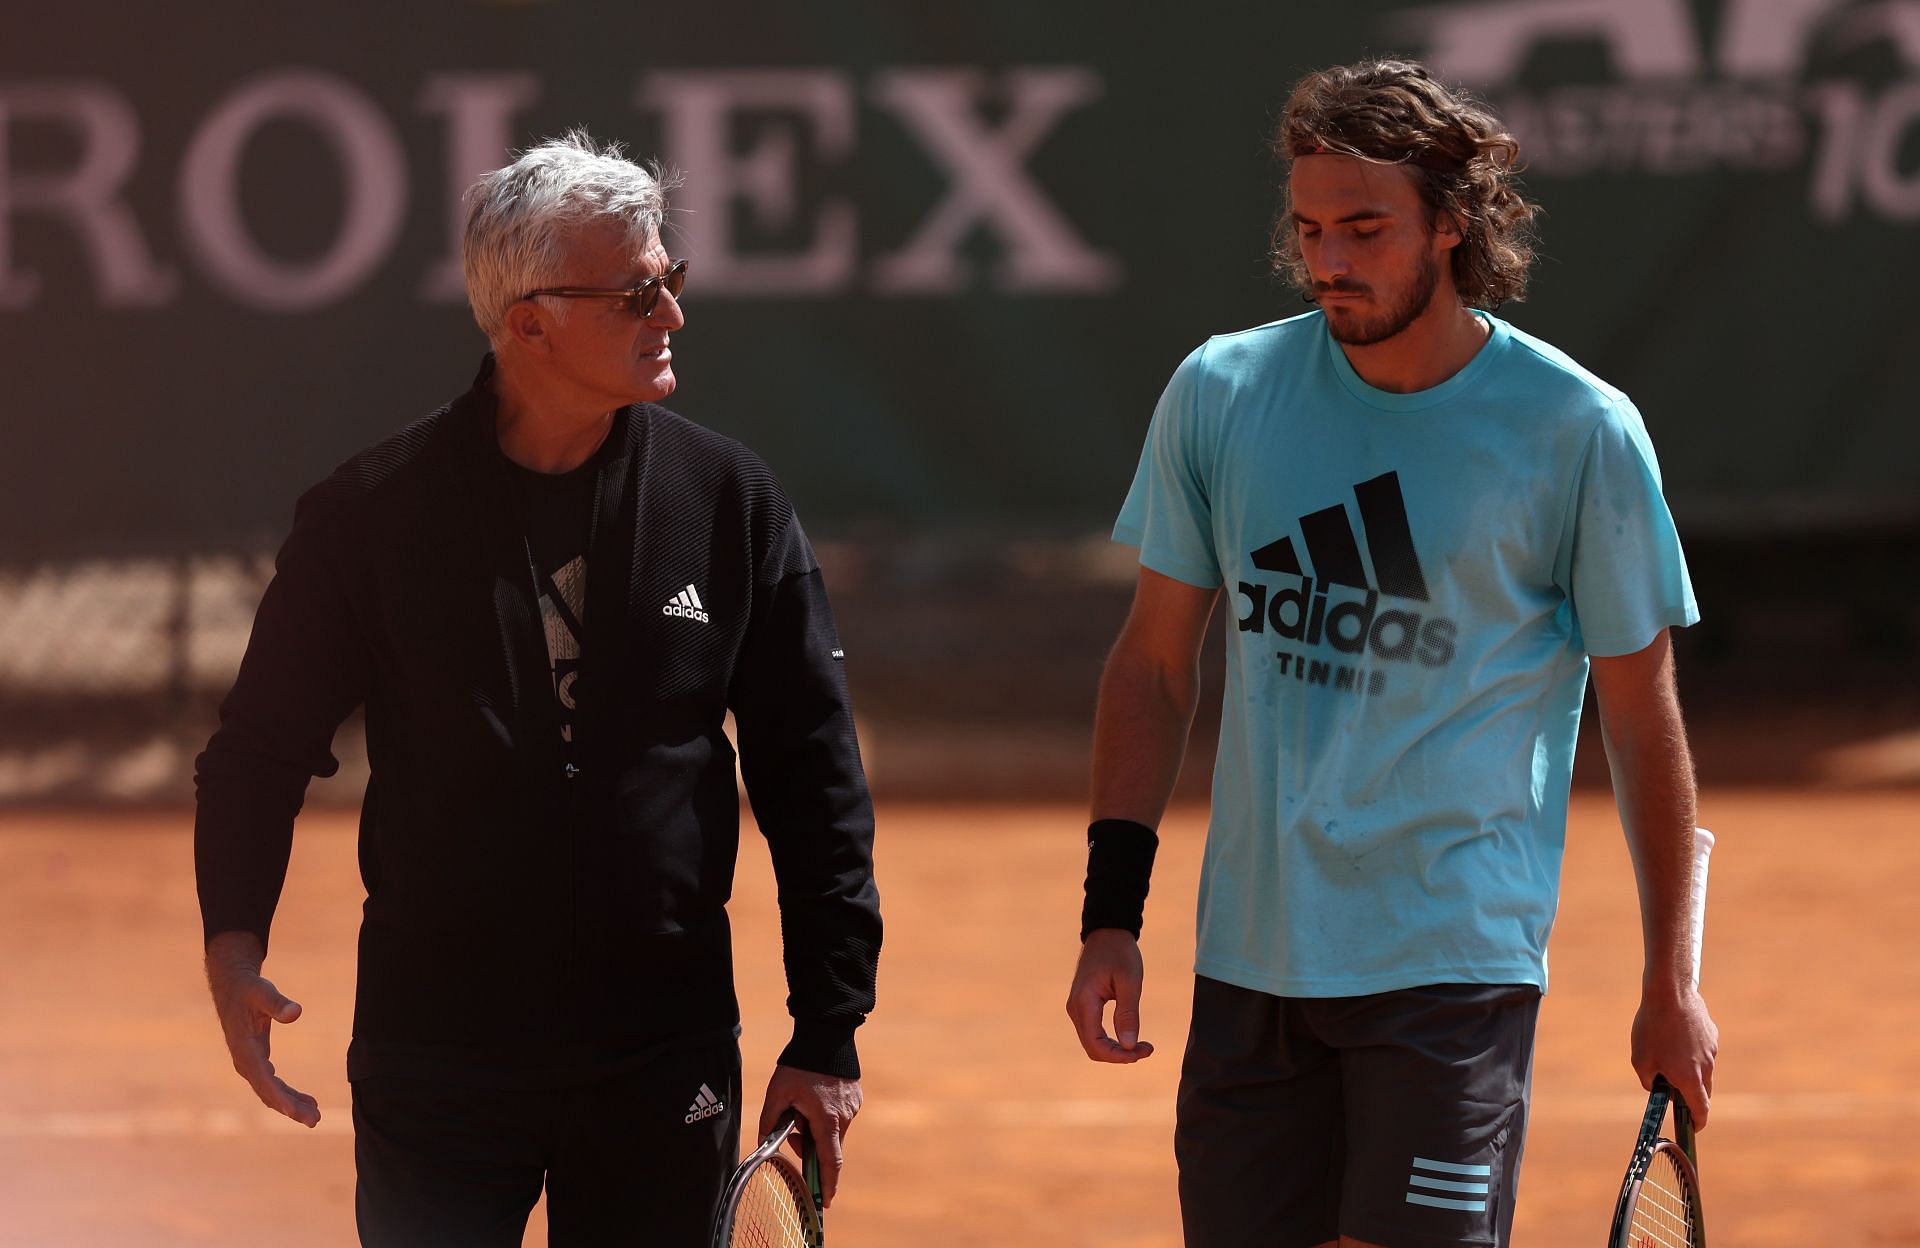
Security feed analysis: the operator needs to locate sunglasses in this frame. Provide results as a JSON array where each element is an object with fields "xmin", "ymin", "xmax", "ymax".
[{"xmin": 525, "ymin": 258, "xmax": 689, "ymax": 318}]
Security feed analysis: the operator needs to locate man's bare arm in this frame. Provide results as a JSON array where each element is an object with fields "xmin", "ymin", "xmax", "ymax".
[
  {"xmin": 1088, "ymin": 570, "xmax": 1221, "ymax": 826},
  {"xmin": 1590, "ymin": 628, "xmax": 1719, "ymax": 1127},
  {"xmin": 1066, "ymin": 569, "xmax": 1219, "ymax": 1065}
]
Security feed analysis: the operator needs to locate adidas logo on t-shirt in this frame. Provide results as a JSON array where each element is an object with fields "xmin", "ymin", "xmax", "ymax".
[
  {"xmin": 1237, "ymin": 471, "xmax": 1458, "ymax": 669},
  {"xmin": 663, "ymin": 583, "xmax": 710, "ymax": 624},
  {"xmin": 684, "ymin": 1083, "xmax": 726, "ymax": 1124}
]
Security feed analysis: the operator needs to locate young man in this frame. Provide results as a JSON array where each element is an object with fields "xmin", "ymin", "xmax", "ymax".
[
  {"xmin": 1065, "ymin": 60, "xmax": 1717, "ymax": 1247},
  {"xmin": 196, "ymin": 132, "xmax": 881, "ymax": 1246}
]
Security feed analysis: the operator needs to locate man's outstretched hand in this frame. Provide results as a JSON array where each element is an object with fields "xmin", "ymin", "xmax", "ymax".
[{"xmin": 205, "ymin": 930, "xmax": 319, "ymax": 1128}]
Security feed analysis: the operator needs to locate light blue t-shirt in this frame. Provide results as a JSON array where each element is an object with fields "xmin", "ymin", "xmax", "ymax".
[{"xmin": 1115, "ymin": 310, "xmax": 1697, "ymax": 998}]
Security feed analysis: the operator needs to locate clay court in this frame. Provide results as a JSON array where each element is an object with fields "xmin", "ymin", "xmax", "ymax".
[{"xmin": 3, "ymin": 786, "xmax": 1917, "ymax": 1246}]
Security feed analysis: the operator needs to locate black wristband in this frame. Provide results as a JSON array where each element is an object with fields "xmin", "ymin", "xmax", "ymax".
[{"xmin": 1081, "ymin": 818, "xmax": 1158, "ymax": 941}]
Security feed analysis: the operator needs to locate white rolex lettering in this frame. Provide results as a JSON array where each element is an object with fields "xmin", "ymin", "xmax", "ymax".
[
  {"xmin": 640, "ymin": 70, "xmax": 856, "ymax": 296},
  {"xmin": 0, "ymin": 81, "xmax": 177, "ymax": 309},
  {"xmin": 179, "ymin": 70, "xmax": 407, "ymax": 310},
  {"xmin": 870, "ymin": 68, "xmax": 1121, "ymax": 294},
  {"xmin": 416, "ymin": 72, "xmax": 540, "ymax": 301}
]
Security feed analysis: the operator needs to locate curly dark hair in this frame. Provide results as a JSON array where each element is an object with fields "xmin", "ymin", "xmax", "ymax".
[{"xmin": 1271, "ymin": 58, "xmax": 1540, "ymax": 309}]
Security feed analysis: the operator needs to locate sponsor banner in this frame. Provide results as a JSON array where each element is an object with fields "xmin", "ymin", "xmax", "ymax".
[{"xmin": 4, "ymin": 0, "xmax": 1915, "ymax": 560}]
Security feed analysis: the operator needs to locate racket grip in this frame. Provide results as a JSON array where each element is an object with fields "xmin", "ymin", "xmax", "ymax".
[{"xmin": 1688, "ymin": 827, "xmax": 1714, "ymax": 990}]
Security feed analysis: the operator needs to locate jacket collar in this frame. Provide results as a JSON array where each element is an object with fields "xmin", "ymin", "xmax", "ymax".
[
  {"xmin": 454, "ymin": 354, "xmax": 648, "ymax": 780},
  {"xmin": 460, "ymin": 353, "xmax": 645, "ymax": 467}
]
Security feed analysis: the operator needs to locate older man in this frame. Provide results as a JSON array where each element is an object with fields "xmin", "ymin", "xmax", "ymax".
[{"xmin": 195, "ymin": 131, "xmax": 880, "ymax": 1245}]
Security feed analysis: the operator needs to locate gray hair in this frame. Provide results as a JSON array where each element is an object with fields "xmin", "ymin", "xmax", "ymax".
[{"xmin": 461, "ymin": 128, "xmax": 678, "ymax": 345}]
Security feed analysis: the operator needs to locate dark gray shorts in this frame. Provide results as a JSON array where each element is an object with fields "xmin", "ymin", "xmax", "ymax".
[{"xmin": 1175, "ymin": 975, "xmax": 1540, "ymax": 1248}]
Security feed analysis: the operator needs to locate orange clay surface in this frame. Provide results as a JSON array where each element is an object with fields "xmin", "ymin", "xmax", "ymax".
[{"xmin": 2, "ymin": 790, "xmax": 1917, "ymax": 1246}]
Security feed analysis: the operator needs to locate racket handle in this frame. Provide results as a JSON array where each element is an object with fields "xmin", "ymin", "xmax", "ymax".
[{"xmin": 1688, "ymin": 827, "xmax": 1714, "ymax": 991}]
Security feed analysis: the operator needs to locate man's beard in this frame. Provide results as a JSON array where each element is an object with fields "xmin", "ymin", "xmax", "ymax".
[{"xmin": 1319, "ymin": 252, "xmax": 1443, "ymax": 347}]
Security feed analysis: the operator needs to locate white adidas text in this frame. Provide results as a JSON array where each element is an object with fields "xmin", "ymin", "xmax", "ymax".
[
  {"xmin": 685, "ymin": 1083, "xmax": 726, "ymax": 1124},
  {"xmin": 664, "ymin": 584, "xmax": 710, "ymax": 624}
]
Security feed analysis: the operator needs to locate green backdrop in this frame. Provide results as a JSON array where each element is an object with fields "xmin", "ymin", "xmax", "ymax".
[{"xmin": 6, "ymin": 0, "xmax": 1916, "ymax": 561}]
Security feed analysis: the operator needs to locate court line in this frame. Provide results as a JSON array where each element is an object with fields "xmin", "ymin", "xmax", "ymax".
[
  {"xmin": 0, "ymin": 1107, "xmax": 352, "ymax": 1138},
  {"xmin": 5, "ymin": 1092, "xmax": 1917, "ymax": 1138},
  {"xmin": 870, "ymin": 1091, "xmax": 1920, "ymax": 1128}
]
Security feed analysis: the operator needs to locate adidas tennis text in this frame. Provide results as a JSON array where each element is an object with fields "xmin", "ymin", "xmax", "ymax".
[
  {"xmin": 663, "ymin": 583, "xmax": 710, "ymax": 624},
  {"xmin": 1237, "ymin": 471, "xmax": 1459, "ymax": 671},
  {"xmin": 1238, "ymin": 577, "xmax": 1457, "ymax": 668},
  {"xmin": 685, "ymin": 1083, "xmax": 726, "ymax": 1124}
]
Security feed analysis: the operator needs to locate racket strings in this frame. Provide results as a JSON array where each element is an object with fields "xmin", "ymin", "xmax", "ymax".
[
  {"xmin": 725, "ymin": 1158, "xmax": 814, "ymax": 1248},
  {"xmin": 1627, "ymin": 1150, "xmax": 1698, "ymax": 1248}
]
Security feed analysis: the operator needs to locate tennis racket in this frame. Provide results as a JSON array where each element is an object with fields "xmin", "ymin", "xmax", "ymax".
[
  {"xmin": 1606, "ymin": 826, "xmax": 1713, "ymax": 1248},
  {"xmin": 710, "ymin": 1110, "xmax": 825, "ymax": 1248}
]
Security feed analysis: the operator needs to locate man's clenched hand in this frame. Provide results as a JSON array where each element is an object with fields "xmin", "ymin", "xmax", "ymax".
[
  {"xmin": 759, "ymin": 1065, "xmax": 861, "ymax": 1208},
  {"xmin": 1066, "ymin": 929, "xmax": 1156, "ymax": 1063}
]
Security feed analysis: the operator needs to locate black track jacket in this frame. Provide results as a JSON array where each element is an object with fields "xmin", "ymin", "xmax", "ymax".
[{"xmin": 195, "ymin": 357, "xmax": 880, "ymax": 1086}]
